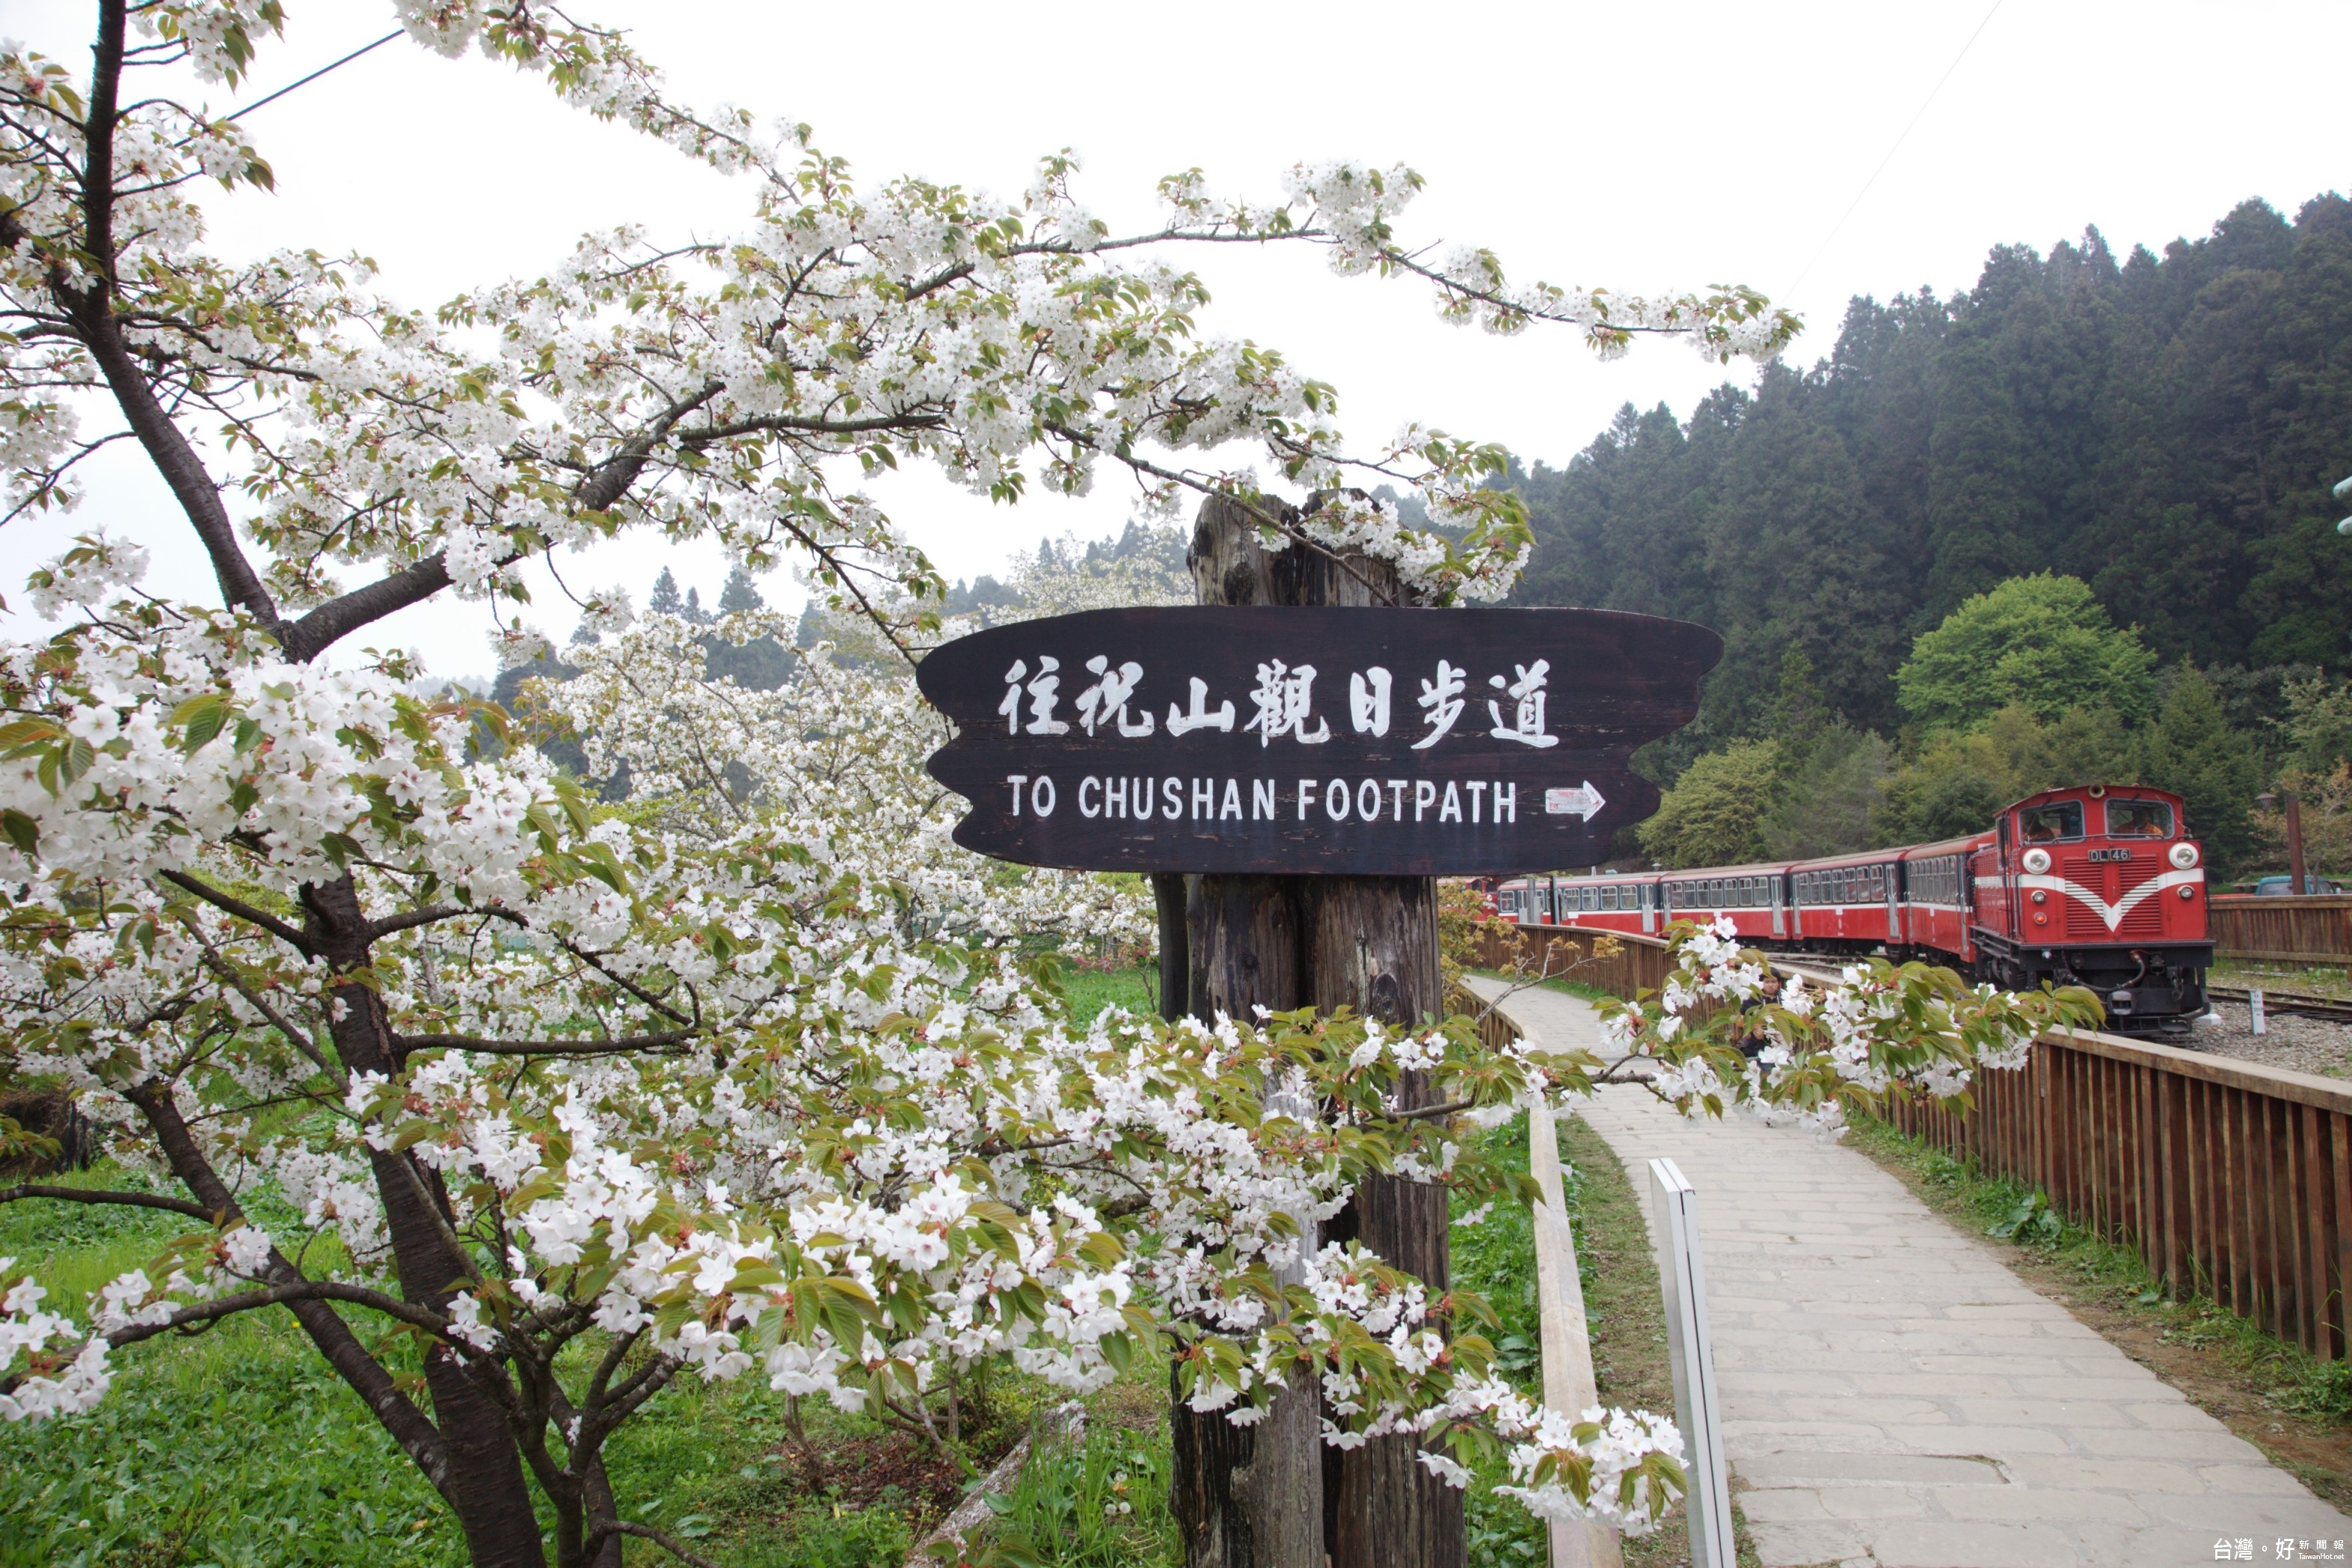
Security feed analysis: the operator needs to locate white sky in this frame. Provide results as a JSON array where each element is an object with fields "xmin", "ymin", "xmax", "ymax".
[{"xmin": 10, "ymin": 0, "xmax": 2350, "ymax": 683}]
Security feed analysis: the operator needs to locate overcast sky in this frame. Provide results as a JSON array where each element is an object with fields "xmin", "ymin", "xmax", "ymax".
[{"xmin": 10, "ymin": 1, "xmax": 2349, "ymax": 680}]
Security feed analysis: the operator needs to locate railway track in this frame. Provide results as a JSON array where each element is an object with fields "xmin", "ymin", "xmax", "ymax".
[
  {"xmin": 2207, "ymin": 985, "xmax": 2352, "ymax": 1024},
  {"xmin": 1764, "ymin": 952, "xmax": 2352, "ymax": 1026}
]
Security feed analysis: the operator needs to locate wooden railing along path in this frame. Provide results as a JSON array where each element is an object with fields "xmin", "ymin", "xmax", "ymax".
[
  {"xmin": 1465, "ymin": 919, "xmax": 2352, "ymax": 1363},
  {"xmin": 2211, "ymin": 892, "xmax": 2352, "ymax": 968},
  {"xmin": 1470, "ymin": 921, "xmax": 1675, "ymax": 1000}
]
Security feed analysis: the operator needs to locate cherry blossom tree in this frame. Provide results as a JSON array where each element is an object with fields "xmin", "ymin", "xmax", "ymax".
[{"xmin": 0, "ymin": 6, "xmax": 2093, "ymax": 1567}]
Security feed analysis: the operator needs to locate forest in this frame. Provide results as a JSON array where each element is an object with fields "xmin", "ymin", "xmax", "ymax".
[{"xmin": 1501, "ymin": 192, "xmax": 2352, "ymax": 877}]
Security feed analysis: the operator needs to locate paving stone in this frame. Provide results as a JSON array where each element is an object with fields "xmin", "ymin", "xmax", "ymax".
[
  {"xmin": 2070, "ymin": 1425, "xmax": 2267, "ymax": 1463},
  {"xmin": 1929, "ymin": 1486, "xmax": 2151, "ymax": 1525},
  {"xmin": 1882, "ymin": 1423, "xmax": 2074, "ymax": 1457},
  {"xmin": 2118, "ymin": 1401, "xmax": 2208, "ymax": 1430},
  {"xmin": 2023, "ymin": 1457, "xmax": 2208, "ymax": 1492},
  {"xmin": 2197, "ymin": 1464, "xmax": 2321, "ymax": 1497},
  {"xmin": 2018, "ymin": 1375, "xmax": 2176, "ymax": 1401},
  {"xmin": 1745, "ymin": 1519, "xmax": 1872, "ymax": 1567},
  {"xmin": 1733, "ymin": 1487, "xmax": 1832, "ymax": 1522},
  {"xmin": 1737, "ymin": 1451, "xmax": 2007, "ymax": 1487},
  {"xmin": 1852, "ymin": 1371, "xmax": 2020, "ymax": 1398},
  {"xmin": 1817, "ymin": 1487, "xmax": 1932, "ymax": 1519},
  {"xmin": 1872, "ymin": 1520, "xmax": 2079, "ymax": 1567},
  {"xmin": 1951, "ymin": 1398, "xmax": 2138, "ymax": 1427}
]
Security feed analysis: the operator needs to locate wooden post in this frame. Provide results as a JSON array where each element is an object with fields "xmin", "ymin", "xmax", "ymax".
[
  {"xmin": 1167, "ymin": 496, "xmax": 1323, "ymax": 1568},
  {"xmin": 1165, "ymin": 494, "xmax": 1464, "ymax": 1568}
]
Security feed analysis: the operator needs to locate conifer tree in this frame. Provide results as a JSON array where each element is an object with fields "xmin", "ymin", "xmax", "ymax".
[
  {"xmin": 647, "ymin": 566, "xmax": 684, "ymax": 617},
  {"xmin": 2142, "ymin": 665, "xmax": 2264, "ymax": 871},
  {"xmin": 719, "ymin": 566, "xmax": 764, "ymax": 614}
]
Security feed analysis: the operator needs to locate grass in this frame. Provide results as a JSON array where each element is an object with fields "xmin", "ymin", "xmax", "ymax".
[
  {"xmin": 1470, "ymin": 966, "xmax": 1613, "ymax": 1003},
  {"xmin": 985, "ymin": 1401, "xmax": 1180, "ymax": 1567},
  {"xmin": 1843, "ymin": 1112, "xmax": 2352, "ymax": 1507},
  {"xmin": 1051, "ymin": 962, "xmax": 1157, "ymax": 1027},
  {"xmin": 2211, "ymin": 960, "xmax": 2352, "ymax": 1000},
  {"xmin": 0, "ymin": 1169, "xmax": 467, "ymax": 1568}
]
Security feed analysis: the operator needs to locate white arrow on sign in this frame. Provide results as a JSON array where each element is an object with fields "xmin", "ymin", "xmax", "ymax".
[{"xmin": 1544, "ymin": 781, "xmax": 1606, "ymax": 820}]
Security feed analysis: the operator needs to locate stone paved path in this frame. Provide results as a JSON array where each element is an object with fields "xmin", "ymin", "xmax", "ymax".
[{"xmin": 1465, "ymin": 977, "xmax": 2349, "ymax": 1568}]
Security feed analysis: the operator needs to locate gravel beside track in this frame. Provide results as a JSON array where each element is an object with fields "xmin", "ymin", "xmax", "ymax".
[{"xmin": 2181, "ymin": 1000, "xmax": 2352, "ymax": 1080}]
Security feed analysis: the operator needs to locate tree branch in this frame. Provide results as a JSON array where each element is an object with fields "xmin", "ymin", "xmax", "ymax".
[
  {"xmin": 159, "ymin": 870, "xmax": 315, "ymax": 956},
  {"xmin": 0, "ymin": 1182, "xmax": 215, "ymax": 1219},
  {"xmin": 49, "ymin": 2, "xmax": 286, "ymax": 639},
  {"xmin": 104, "ymin": 1277, "xmax": 454, "ymax": 1349},
  {"xmin": 393, "ymin": 1029, "xmax": 703, "ymax": 1058},
  {"xmin": 279, "ymin": 552, "xmax": 452, "ymax": 665},
  {"xmin": 596, "ymin": 1522, "xmax": 725, "ymax": 1568}
]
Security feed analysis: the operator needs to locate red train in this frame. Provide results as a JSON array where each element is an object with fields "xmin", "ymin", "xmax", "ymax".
[{"xmin": 1494, "ymin": 784, "xmax": 2212, "ymax": 1035}]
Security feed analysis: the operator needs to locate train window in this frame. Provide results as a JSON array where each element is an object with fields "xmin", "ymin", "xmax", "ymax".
[
  {"xmin": 2106, "ymin": 799, "xmax": 2174, "ymax": 838},
  {"xmin": 2018, "ymin": 802, "xmax": 2085, "ymax": 843}
]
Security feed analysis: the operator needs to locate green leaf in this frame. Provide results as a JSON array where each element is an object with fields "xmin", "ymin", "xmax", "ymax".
[
  {"xmin": 168, "ymin": 693, "xmax": 233, "ymax": 753},
  {"xmin": 0, "ymin": 808, "xmax": 37, "ymax": 856}
]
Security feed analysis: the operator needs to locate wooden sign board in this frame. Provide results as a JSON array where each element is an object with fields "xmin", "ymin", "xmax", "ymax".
[{"xmin": 918, "ymin": 606, "xmax": 1720, "ymax": 876}]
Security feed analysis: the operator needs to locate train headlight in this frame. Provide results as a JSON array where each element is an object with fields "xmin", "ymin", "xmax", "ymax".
[
  {"xmin": 2021, "ymin": 848, "xmax": 2052, "ymax": 874},
  {"xmin": 2179, "ymin": 885, "xmax": 2195, "ymax": 900},
  {"xmin": 2168, "ymin": 841, "xmax": 2199, "ymax": 870}
]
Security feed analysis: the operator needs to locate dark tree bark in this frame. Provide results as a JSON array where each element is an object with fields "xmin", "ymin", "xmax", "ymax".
[
  {"xmin": 302, "ymin": 876, "xmax": 550, "ymax": 1568},
  {"xmin": 1168, "ymin": 495, "xmax": 1462, "ymax": 1568},
  {"xmin": 1308, "ymin": 877, "xmax": 1459, "ymax": 1568}
]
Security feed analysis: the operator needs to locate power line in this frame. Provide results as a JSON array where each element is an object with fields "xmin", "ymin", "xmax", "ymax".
[
  {"xmin": 220, "ymin": 30, "xmax": 402, "ymax": 123},
  {"xmin": 1789, "ymin": 0, "xmax": 2005, "ymax": 295}
]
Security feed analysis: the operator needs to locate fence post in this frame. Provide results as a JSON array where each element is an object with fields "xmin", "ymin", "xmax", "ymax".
[
  {"xmin": 1529, "ymin": 1097, "xmax": 1620, "ymax": 1568},
  {"xmin": 1649, "ymin": 1158, "xmax": 1732, "ymax": 1568}
]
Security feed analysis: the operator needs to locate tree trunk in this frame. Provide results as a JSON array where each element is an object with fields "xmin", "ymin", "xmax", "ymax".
[
  {"xmin": 307, "ymin": 876, "xmax": 549, "ymax": 1568},
  {"xmin": 1168, "ymin": 494, "xmax": 1462, "ymax": 1568}
]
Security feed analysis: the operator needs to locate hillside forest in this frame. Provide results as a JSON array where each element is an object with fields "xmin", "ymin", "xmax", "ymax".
[{"xmin": 1500, "ymin": 192, "xmax": 2352, "ymax": 879}]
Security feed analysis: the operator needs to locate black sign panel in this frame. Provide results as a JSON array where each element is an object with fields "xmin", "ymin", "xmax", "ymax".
[{"xmin": 918, "ymin": 606, "xmax": 1721, "ymax": 876}]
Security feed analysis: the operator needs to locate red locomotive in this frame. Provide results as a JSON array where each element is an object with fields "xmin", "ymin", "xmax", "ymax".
[{"xmin": 1494, "ymin": 784, "xmax": 2211, "ymax": 1035}]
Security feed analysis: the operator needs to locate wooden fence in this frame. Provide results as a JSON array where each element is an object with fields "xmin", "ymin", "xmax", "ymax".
[
  {"xmin": 1470, "ymin": 920, "xmax": 1676, "ymax": 1000},
  {"xmin": 1879, "ymin": 1032, "xmax": 2351, "ymax": 1362},
  {"xmin": 1468, "ymin": 917, "xmax": 2352, "ymax": 1363},
  {"xmin": 2211, "ymin": 893, "xmax": 2352, "ymax": 968}
]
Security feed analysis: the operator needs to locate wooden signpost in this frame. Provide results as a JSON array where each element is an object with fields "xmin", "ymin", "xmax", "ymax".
[
  {"xmin": 918, "ymin": 606, "xmax": 1717, "ymax": 875},
  {"xmin": 919, "ymin": 496, "xmax": 1720, "ymax": 1568}
]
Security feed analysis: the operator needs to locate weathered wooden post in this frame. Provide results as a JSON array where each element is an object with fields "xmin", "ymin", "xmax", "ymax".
[
  {"xmin": 1174, "ymin": 493, "xmax": 1454, "ymax": 1567},
  {"xmin": 913, "ymin": 498, "xmax": 1718, "ymax": 1568}
]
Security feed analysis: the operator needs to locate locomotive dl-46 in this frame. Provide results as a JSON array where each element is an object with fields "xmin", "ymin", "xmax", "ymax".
[{"xmin": 1493, "ymin": 785, "xmax": 2212, "ymax": 1036}]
